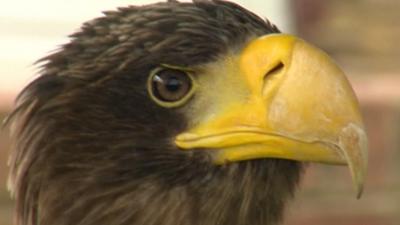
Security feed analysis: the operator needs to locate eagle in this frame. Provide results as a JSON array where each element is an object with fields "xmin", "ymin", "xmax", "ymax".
[{"xmin": 6, "ymin": 1, "xmax": 367, "ymax": 225}]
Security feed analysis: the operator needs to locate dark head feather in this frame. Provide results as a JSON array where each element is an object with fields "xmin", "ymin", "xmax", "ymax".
[{"xmin": 7, "ymin": 1, "xmax": 301, "ymax": 225}]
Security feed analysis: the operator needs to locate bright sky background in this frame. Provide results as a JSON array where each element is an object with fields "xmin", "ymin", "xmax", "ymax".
[{"xmin": 0, "ymin": 0, "xmax": 292, "ymax": 108}]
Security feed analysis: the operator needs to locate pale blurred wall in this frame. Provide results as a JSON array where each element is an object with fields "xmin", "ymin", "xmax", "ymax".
[{"xmin": 0, "ymin": 0, "xmax": 292, "ymax": 108}]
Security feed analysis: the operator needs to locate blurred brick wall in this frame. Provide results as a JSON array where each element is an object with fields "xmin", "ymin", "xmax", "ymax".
[
  {"xmin": 285, "ymin": 91, "xmax": 400, "ymax": 225},
  {"xmin": 0, "ymin": 112, "xmax": 14, "ymax": 225},
  {"xmin": 286, "ymin": 0, "xmax": 400, "ymax": 224},
  {"xmin": 293, "ymin": 0, "xmax": 400, "ymax": 74}
]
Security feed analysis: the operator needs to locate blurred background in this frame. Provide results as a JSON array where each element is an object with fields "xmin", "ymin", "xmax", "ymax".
[{"xmin": 0, "ymin": 0, "xmax": 399, "ymax": 225}]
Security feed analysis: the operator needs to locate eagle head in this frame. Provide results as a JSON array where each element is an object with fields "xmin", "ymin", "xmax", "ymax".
[{"xmin": 7, "ymin": 1, "xmax": 367, "ymax": 225}]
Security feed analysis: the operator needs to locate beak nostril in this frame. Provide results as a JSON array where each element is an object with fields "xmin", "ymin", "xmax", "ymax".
[
  {"xmin": 265, "ymin": 62, "xmax": 284, "ymax": 78},
  {"xmin": 262, "ymin": 61, "xmax": 285, "ymax": 95}
]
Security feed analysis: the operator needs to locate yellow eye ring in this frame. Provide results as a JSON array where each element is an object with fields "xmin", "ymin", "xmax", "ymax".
[{"xmin": 147, "ymin": 66, "xmax": 197, "ymax": 108}]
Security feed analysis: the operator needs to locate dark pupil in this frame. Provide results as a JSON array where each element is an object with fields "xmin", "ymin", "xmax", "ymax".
[{"xmin": 165, "ymin": 76, "xmax": 181, "ymax": 92}]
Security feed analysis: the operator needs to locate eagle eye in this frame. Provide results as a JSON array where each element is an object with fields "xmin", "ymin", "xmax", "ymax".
[{"xmin": 148, "ymin": 67, "xmax": 195, "ymax": 107}]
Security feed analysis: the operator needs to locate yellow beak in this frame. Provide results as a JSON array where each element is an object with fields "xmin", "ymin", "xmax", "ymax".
[{"xmin": 175, "ymin": 34, "xmax": 368, "ymax": 198}]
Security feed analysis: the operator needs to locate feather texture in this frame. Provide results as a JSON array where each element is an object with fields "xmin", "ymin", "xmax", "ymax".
[{"xmin": 7, "ymin": 1, "xmax": 301, "ymax": 225}]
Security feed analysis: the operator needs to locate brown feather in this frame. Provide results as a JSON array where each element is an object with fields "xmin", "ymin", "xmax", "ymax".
[{"xmin": 7, "ymin": 1, "xmax": 301, "ymax": 225}]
